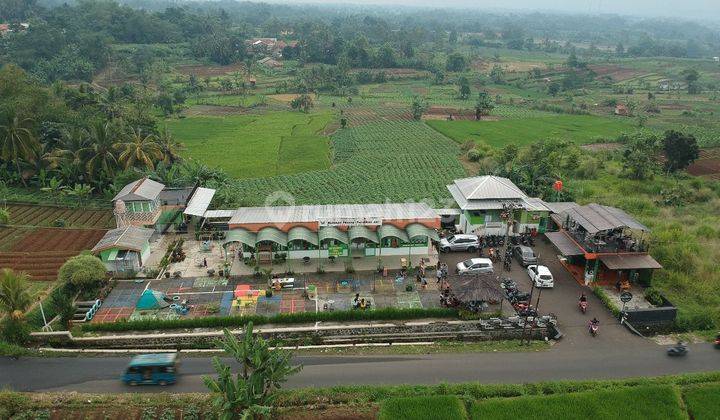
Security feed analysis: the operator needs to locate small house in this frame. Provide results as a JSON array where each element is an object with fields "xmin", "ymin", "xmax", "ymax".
[
  {"xmin": 113, "ymin": 177, "xmax": 166, "ymax": 228},
  {"xmin": 92, "ymin": 226, "xmax": 154, "ymax": 276},
  {"xmin": 447, "ymin": 176, "xmax": 550, "ymax": 236},
  {"xmin": 713, "ymin": 57, "xmax": 719, "ymax": 63},
  {"xmin": 614, "ymin": 104, "xmax": 630, "ymax": 116}
]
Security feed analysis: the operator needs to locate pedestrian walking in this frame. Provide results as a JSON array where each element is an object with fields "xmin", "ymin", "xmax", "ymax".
[
  {"xmin": 203, "ymin": 257, "xmax": 207, "ymax": 267},
  {"xmin": 436, "ymin": 267, "xmax": 442, "ymax": 284}
]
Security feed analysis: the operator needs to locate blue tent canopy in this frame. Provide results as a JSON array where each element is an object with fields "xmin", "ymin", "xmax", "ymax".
[{"xmin": 136, "ymin": 289, "xmax": 170, "ymax": 310}]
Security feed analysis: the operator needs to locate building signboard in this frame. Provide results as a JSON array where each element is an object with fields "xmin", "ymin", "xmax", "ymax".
[{"xmin": 318, "ymin": 216, "xmax": 382, "ymax": 227}]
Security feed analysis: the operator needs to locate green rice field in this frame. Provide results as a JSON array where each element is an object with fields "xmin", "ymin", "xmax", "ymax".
[
  {"xmin": 165, "ymin": 111, "xmax": 333, "ymax": 178},
  {"xmin": 427, "ymin": 114, "xmax": 637, "ymax": 148}
]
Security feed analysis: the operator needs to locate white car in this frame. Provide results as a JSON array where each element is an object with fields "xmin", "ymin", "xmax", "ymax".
[
  {"xmin": 456, "ymin": 258, "xmax": 494, "ymax": 275},
  {"xmin": 527, "ymin": 265, "xmax": 554, "ymax": 288}
]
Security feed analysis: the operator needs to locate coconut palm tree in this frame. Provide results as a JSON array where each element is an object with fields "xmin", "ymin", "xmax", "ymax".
[
  {"xmin": 156, "ymin": 126, "xmax": 185, "ymax": 165},
  {"xmin": 82, "ymin": 121, "xmax": 119, "ymax": 180},
  {"xmin": 50, "ymin": 128, "xmax": 90, "ymax": 185},
  {"xmin": 0, "ymin": 116, "xmax": 38, "ymax": 186},
  {"xmin": 117, "ymin": 127, "xmax": 162, "ymax": 170},
  {"xmin": 0, "ymin": 269, "xmax": 33, "ymax": 321}
]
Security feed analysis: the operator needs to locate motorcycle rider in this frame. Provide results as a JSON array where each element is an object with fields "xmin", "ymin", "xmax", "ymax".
[{"xmin": 579, "ymin": 293, "xmax": 587, "ymax": 303}]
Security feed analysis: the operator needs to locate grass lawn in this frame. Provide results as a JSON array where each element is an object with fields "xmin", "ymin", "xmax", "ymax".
[
  {"xmin": 469, "ymin": 385, "xmax": 685, "ymax": 420},
  {"xmin": 165, "ymin": 111, "xmax": 333, "ymax": 178},
  {"xmin": 379, "ymin": 396, "xmax": 467, "ymax": 420},
  {"xmin": 427, "ymin": 114, "xmax": 636, "ymax": 148},
  {"xmin": 683, "ymin": 383, "xmax": 720, "ymax": 420}
]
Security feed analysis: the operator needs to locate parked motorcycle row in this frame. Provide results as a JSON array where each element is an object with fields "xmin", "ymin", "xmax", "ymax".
[{"xmin": 501, "ymin": 278, "xmax": 537, "ymax": 317}]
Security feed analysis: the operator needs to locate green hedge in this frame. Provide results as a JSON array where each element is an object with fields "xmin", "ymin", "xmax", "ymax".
[
  {"xmin": 592, "ymin": 286, "xmax": 620, "ymax": 318},
  {"xmin": 683, "ymin": 382, "xmax": 720, "ymax": 420},
  {"xmin": 82, "ymin": 307, "xmax": 460, "ymax": 332}
]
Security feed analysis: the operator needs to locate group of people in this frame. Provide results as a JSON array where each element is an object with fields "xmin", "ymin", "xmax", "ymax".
[{"xmin": 352, "ymin": 293, "xmax": 370, "ymax": 310}]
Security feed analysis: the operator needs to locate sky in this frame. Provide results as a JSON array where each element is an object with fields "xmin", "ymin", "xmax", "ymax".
[{"xmin": 267, "ymin": 0, "xmax": 720, "ymax": 20}]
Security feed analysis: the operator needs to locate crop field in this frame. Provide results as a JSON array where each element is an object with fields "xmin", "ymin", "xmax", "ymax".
[
  {"xmin": 427, "ymin": 114, "xmax": 636, "ymax": 148},
  {"xmin": 3, "ymin": 204, "xmax": 114, "ymax": 228},
  {"xmin": 166, "ymin": 111, "xmax": 333, "ymax": 178},
  {"xmin": 469, "ymin": 385, "xmax": 685, "ymax": 420},
  {"xmin": 0, "ymin": 227, "xmax": 107, "ymax": 281},
  {"xmin": 687, "ymin": 148, "xmax": 720, "ymax": 180},
  {"xmin": 228, "ymin": 120, "xmax": 466, "ymax": 206}
]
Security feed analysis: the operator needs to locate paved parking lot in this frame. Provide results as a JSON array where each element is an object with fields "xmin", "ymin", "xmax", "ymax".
[{"xmin": 437, "ymin": 237, "xmax": 646, "ymax": 349}]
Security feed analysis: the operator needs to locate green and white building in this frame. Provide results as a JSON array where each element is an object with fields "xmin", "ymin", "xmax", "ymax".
[
  {"xmin": 92, "ymin": 226, "xmax": 154, "ymax": 275},
  {"xmin": 447, "ymin": 176, "xmax": 550, "ymax": 236}
]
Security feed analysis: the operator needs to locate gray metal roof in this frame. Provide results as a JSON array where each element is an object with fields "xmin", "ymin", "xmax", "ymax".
[
  {"xmin": 204, "ymin": 210, "xmax": 235, "ymax": 219},
  {"xmin": 434, "ymin": 208, "xmax": 461, "ymax": 216},
  {"xmin": 523, "ymin": 197, "xmax": 551, "ymax": 212},
  {"xmin": 113, "ymin": 178, "xmax": 165, "ymax": 202},
  {"xmin": 543, "ymin": 201, "xmax": 580, "ymax": 214},
  {"xmin": 450, "ymin": 176, "xmax": 528, "ymax": 201},
  {"xmin": 545, "ymin": 231, "xmax": 584, "ymax": 256},
  {"xmin": 562, "ymin": 204, "xmax": 649, "ymax": 235},
  {"xmin": 92, "ymin": 227, "xmax": 154, "ymax": 253},
  {"xmin": 184, "ymin": 187, "xmax": 216, "ymax": 217},
  {"xmin": 600, "ymin": 254, "xmax": 662, "ymax": 270},
  {"xmin": 229, "ymin": 203, "xmax": 438, "ymax": 225}
]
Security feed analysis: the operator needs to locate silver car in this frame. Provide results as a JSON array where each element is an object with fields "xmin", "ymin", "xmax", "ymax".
[
  {"xmin": 456, "ymin": 258, "xmax": 494, "ymax": 275},
  {"xmin": 439, "ymin": 234, "xmax": 480, "ymax": 253},
  {"xmin": 513, "ymin": 245, "xmax": 538, "ymax": 266}
]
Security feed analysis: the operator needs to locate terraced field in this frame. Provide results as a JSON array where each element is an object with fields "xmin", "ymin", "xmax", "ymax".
[
  {"xmin": 5, "ymin": 204, "xmax": 114, "ymax": 228},
  {"xmin": 0, "ymin": 227, "xmax": 108, "ymax": 281}
]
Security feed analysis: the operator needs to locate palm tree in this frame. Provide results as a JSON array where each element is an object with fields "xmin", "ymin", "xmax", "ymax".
[
  {"xmin": 117, "ymin": 127, "xmax": 162, "ymax": 170},
  {"xmin": 0, "ymin": 116, "xmax": 38, "ymax": 186},
  {"xmin": 0, "ymin": 269, "xmax": 33, "ymax": 321},
  {"xmin": 82, "ymin": 121, "xmax": 119, "ymax": 180},
  {"xmin": 156, "ymin": 126, "xmax": 185, "ymax": 165},
  {"xmin": 50, "ymin": 128, "xmax": 90, "ymax": 185}
]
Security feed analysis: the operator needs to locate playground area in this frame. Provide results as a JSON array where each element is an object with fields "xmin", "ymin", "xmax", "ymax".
[{"xmin": 90, "ymin": 272, "xmax": 468, "ymax": 324}]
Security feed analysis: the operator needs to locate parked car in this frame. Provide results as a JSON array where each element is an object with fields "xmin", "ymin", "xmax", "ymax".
[
  {"xmin": 456, "ymin": 258, "xmax": 494, "ymax": 275},
  {"xmin": 527, "ymin": 265, "xmax": 554, "ymax": 288},
  {"xmin": 439, "ymin": 234, "xmax": 480, "ymax": 253},
  {"xmin": 513, "ymin": 245, "xmax": 538, "ymax": 266}
]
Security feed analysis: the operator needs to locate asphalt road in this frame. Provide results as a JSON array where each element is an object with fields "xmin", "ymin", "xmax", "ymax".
[
  {"xmin": 1, "ymin": 342, "xmax": 719, "ymax": 393},
  {"xmin": 2, "ymin": 242, "xmax": 718, "ymax": 394}
]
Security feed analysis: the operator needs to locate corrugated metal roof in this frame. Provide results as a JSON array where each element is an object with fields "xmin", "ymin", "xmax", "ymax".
[
  {"xmin": 184, "ymin": 187, "xmax": 216, "ymax": 217},
  {"xmin": 543, "ymin": 201, "xmax": 580, "ymax": 214},
  {"xmin": 113, "ymin": 178, "xmax": 165, "ymax": 202},
  {"xmin": 600, "ymin": 254, "xmax": 662, "ymax": 270},
  {"xmin": 545, "ymin": 231, "xmax": 584, "ymax": 256},
  {"xmin": 287, "ymin": 226, "xmax": 318, "ymax": 246},
  {"xmin": 378, "ymin": 225, "xmax": 409, "ymax": 242},
  {"xmin": 222, "ymin": 229, "xmax": 256, "ymax": 247},
  {"xmin": 256, "ymin": 227, "xmax": 288, "ymax": 245},
  {"xmin": 348, "ymin": 226, "xmax": 379, "ymax": 243},
  {"xmin": 229, "ymin": 203, "xmax": 438, "ymax": 225},
  {"xmin": 434, "ymin": 208, "xmax": 461, "ymax": 216},
  {"xmin": 451, "ymin": 176, "xmax": 528, "ymax": 201},
  {"xmin": 318, "ymin": 226, "xmax": 349, "ymax": 244},
  {"xmin": 523, "ymin": 197, "xmax": 551, "ymax": 212},
  {"xmin": 204, "ymin": 210, "xmax": 235, "ymax": 219},
  {"xmin": 92, "ymin": 227, "xmax": 154, "ymax": 253},
  {"xmin": 406, "ymin": 223, "xmax": 440, "ymax": 241},
  {"xmin": 562, "ymin": 204, "xmax": 649, "ymax": 234}
]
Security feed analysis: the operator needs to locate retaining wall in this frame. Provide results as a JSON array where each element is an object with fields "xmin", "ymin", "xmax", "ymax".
[{"xmin": 31, "ymin": 318, "xmax": 550, "ymax": 349}]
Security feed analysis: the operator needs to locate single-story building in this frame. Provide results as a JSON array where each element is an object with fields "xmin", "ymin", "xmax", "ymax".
[
  {"xmin": 220, "ymin": 203, "xmax": 440, "ymax": 263},
  {"xmin": 257, "ymin": 57, "xmax": 283, "ymax": 68},
  {"xmin": 92, "ymin": 226, "xmax": 155, "ymax": 275},
  {"xmin": 447, "ymin": 175, "xmax": 550, "ymax": 236},
  {"xmin": 545, "ymin": 203, "xmax": 661, "ymax": 286}
]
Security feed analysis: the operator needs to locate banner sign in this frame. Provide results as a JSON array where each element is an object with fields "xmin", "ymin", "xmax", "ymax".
[{"xmin": 318, "ymin": 216, "xmax": 382, "ymax": 227}]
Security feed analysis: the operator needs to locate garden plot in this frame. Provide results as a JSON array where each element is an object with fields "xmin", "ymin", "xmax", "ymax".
[{"xmin": 4, "ymin": 204, "xmax": 114, "ymax": 228}]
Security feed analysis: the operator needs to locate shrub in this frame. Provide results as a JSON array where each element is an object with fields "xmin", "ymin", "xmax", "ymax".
[
  {"xmin": 58, "ymin": 255, "xmax": 107, "ymax": 292},
  {"xmin": 82, "ymin": 307, "xmax": 460, "ymax": 333},
  {"xmin": 592, "ymin": 287, "xmax": 620, "ymax": 317},
  {"xmin": 467, "ymin": 148, "xmax": 481, "ymax": 162},
  {"xmin": 643, "ymin": 288, "xmax": 663, "ymax": 306}
]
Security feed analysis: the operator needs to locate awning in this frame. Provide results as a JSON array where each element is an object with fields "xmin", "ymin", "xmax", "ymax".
[
  {"xmin": 287, "ymin": 226, "xmax": 318, "ymax": 246},
  {"xmin": 222, "ymin": 229, "xmax": 256, "ymax": 248},
  {"xmin": 545, "ymin": 231, "xmax": 584, "ymax": 256},
  {"xmin": 348, "ymin": 226, "xmax": 379, "ymax": 243},
  {"xmin": 378, "ymin": 225, "xmax": 409, "ymax": 242},
  {"xmin": 184, "ymin": 187, "xmax": 216, "ymax": 217},
  {"xmin": 256, "ymin": 227, "xmax": 288, "ymax": 246},
  {"xmin": 600, "ymin": 254, "xmax": 662, "ymax": 270},
  {"xmin": 406, "ymin": 223, "xmax": 440, "ymax": 242},
  {"xmin": 318, "ymin": 226, "xmax": 349, "ymax": 244}
]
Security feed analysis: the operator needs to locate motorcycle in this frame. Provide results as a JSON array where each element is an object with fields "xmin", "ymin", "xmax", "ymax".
[
  {"xmin": 713, "ymin": 335, "xmax": 720, "ymax": 349},
  {"xmin": 667, "ymin": 344, "xmax": 688, "ymax": 357},
  {"xmin": 579, "ymin": 300, "xmax": 588, "ymax": 314},
  {"xmin": 588, "ymin": 321, "xmax": 599, "ymax": 337}
]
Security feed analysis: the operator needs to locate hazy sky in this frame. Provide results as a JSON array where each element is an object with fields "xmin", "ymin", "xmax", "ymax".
[{"xmin": 271, "ymin": 0, "xmax": 720, "ymax": 20}]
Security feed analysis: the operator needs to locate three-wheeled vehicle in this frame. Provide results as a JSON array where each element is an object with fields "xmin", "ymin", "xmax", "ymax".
[{"xmin": 122, "ymin": 353, "xmax": 178, "ymax": 386}]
